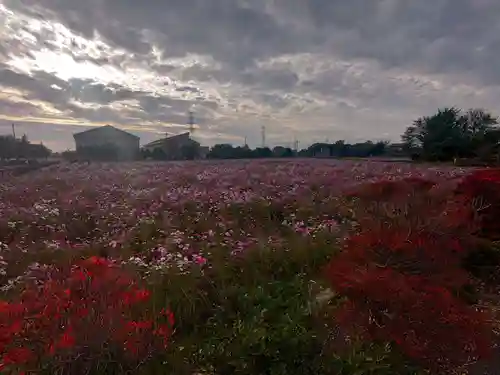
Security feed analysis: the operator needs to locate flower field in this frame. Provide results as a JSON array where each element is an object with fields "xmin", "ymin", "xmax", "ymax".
[{"xmin": 1, "ymin": 159, "xmax": 499, "ymax": 374}]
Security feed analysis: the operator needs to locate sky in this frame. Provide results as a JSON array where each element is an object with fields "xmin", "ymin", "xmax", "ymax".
[{"xmin": 1, "ymin": 0, "xmax": 500, "ymax": 151}]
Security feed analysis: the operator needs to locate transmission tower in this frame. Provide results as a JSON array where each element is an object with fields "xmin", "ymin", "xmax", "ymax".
[
  {"xmin": 261, "ymin": 126, "xmax": 266, "ymax": 148},
  {"xmin": 188, "ymin": 109, "xmax": 195, "ymax": 136}
]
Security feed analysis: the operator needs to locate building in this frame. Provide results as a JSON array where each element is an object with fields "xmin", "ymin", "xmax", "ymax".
[
  {"xmin": 142, "ymin": 132, "xmax": 208, "ymax": 160},
  {"xmin": 73, "ymin": 125, "xmax": 140, "ymax": 161}
]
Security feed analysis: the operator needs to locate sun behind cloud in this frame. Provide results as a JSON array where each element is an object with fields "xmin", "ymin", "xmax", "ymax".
[{"xmin": 1, "ymin": 0, "xmax": 500, "ymax": 150}]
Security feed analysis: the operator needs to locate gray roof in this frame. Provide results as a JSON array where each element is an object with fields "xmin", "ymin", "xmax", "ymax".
[
  {"xmin": 143, "ymin": 132, "xmax": 191, "ymax": 148},
  {"xmin": 73, "ymin": 125, "xmax": 139, "ymax": 139}
]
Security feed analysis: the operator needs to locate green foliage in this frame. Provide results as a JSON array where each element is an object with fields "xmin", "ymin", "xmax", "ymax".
[
  {"xmin": 402, "ymin": 107, "xmax": 499, "ymax": 162},
  {"xmin": 207, "ymin": 144, "xmax": 275, "ymax": 159},
  {"xmin": 303, "ymin": 141, "xmax": 388, "ymax": 158},
  {"xmin": 139, "ymin": 237, "xmax": 420, "ymax": 375}
]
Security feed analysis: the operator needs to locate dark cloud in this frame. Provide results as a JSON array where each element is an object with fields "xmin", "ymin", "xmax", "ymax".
[
  {"xmin": 6, "ymin": 0, "xmax": 500, "ymax": 80},
  {"xmin": 1, "ymin": 0, "xmax": 500, "ymax": 149}
]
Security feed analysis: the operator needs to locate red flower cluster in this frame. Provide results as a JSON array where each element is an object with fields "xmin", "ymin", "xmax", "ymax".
[
  {"xmin": 337, "ymin": 227, "xmax": 472, "ymax": 290},
  {"xmin": 0, "ymin": 256, "xmax": 174, "ymax": 373},
  {"xmin": 327, "ymin": 178, "xmax": 494, "ymax": 372},
  {"xmin": 456, "ymin": 168, "xmax": 500, "ymax": 240},
  {"xmin": 345, "ymin": 177, "xmax": 436, "ymax": 202},
  {"xmin": 330, "ymin": 268, "xmax": 492, "ymax": 370}
]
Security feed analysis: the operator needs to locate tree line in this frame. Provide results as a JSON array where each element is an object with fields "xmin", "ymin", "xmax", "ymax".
[
  {"xmin": 50, "ymin": 106, "xmax": 500, "ymax": 164},
  {"xmin": 0, "ymin": 135, "xmax": 51, "ymax": 161},
  {"xmin": 206, "ymin": 141, "xmax": 393, "ymax": 160},
  {"xmin": 206, "ymin": 107, "xmax": 500, "ymax": 164}
]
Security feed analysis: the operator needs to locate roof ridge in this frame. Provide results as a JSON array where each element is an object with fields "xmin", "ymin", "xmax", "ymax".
[{"xmin": 73, "ymin": 125, "xmax": 139, "ymax": 139}]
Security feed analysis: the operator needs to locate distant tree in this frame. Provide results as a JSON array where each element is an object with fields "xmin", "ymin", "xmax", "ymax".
[
  {"xmin": 272, "ymin": 146, "xmax": 295, "ymax": 158},
  {"xmin": 0, "ymin": 136, "xmax": 14, "ymax": 159},
  {"xmin": 207, "ymin": 144, "xmax": 278, "ymax": 159},
  {"xmin": 207, "ymin": 144, "xmax": 236, "ymax": 159},
  {"xmin": 282, "ymin": 147, "xmax": 294, "ymax": 158},
  {"xmin": 0, "ymin": 135, "xmax": 52, "ymax": 160},
  {"xmin": 402, "ymin": 107, "xmax": 499, "ymax": 162},
  {"xmin": 298, "ymin": 140, "xmax": 387, "ymax": 158},
  {"xmin": 61, "ymin": 150, "xmax": 77, "ymax": 161},
  {"xmin": 370, "ymin": 141, "xmax": 388, "ymax": 156},
  {"xmin": 180, "ymin": 142, "xmax": 201, "ymax": 160},
  {"xmin": 252, "ymin": 147, "xmax": 273, "ymax": 158}
]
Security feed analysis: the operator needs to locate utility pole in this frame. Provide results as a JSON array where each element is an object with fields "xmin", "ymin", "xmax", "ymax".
[
  {"xmin": 244, "ymin": 136, "xmax": 247, "ymax": 147},
  {"xmin": 261, "ymin": 126, "xmax": 266, "ymax": 148},
  {"xmin": 188, "ymin": 109, "xmax": 195, "ymax": 136}
]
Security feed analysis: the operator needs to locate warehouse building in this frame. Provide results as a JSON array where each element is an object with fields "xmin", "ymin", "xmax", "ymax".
[
  {"xmin": 73, "ymin": 125, "xmax": 140, "ymax": 161},
  {"xmin": 142, "ymin": 132, "xmax": 208, "ymax": 160}
]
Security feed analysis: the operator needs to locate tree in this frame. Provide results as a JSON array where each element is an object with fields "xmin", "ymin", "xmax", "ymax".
[
  {"xmin": 207, "ymin": 144, "xmax": 237, "ymax": 159},
  {"xmin": 0, "ymin": 135, "xmax": 52, "ymax": 160},
  {"xmin": 253, "ymin": 147, "xmax": 273, "ymax": 158},
  {"xmin": 180, "ymin": 142, "xmax": 201, "ymax": 160},
  {"xmin": 402, "ymin": 107, "xmax": 499, "ymax": 162}
]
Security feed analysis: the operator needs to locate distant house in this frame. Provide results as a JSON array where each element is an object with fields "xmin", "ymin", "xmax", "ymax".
[
  {"xmin": 142, "ymin": 132, "xmax": 208, "ymax": 160},
  {"xmin": 73, "ymin": 125, "xmax": 140, "ymax": 161}
]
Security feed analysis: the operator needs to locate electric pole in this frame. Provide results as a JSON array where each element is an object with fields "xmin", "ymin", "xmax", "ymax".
[
  {"xmin": 261, "ymin": 126, "xmax": 266, "ymax": 148},
  {"xmin": 188, "ymin": 109, "xmax": 195, "ymax": 136}
]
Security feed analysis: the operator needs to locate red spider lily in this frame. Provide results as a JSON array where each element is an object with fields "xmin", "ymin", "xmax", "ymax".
[
  {"xmin": 456, "ymin": 169, "xmax": 500, "ymax": 240},
  {"xmin": 346, "ymin": 177, "xmax": 436, "ymax": 201},
  {"xmin": 0, "ymin": 256, "xmax": 174, "ymax": 373},
  {"xmin": 326, "ymin": 263, "xmax": 493, "ymax": 372},
  {"xmin": 0, "ymin": 348, "xmax": 34, "ymax": 370},
  {"xmin": 326, "ymin": 175, "xmax": 495, "ymax": 372},
  {"xmin": 338, "ymin": 227, "xmax": 472, "ymax": 290},
  {"xmin": 161, "ymin": 308, "xmax": 175, "ymax": 327}
]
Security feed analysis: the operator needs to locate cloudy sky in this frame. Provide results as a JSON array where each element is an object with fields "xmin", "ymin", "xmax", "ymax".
[{"xmin": 1, "ymin": 0, "xmax": 500, "ymax": 151}]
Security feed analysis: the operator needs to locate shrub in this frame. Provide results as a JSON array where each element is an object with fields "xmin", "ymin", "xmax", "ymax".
[
  {"xmin": 0, "ymin": 256, "xmax": 174, "ymax": 374},
  {"xmin": 456, "ymin": 168, "xmax": 500, "ymax": 240}
]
